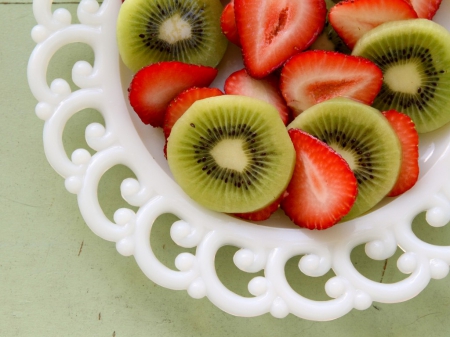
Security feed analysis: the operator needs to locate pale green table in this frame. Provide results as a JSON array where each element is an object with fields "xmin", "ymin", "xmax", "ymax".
[{"xmin": 2, "ymin": 2, "xmax": 450, "ymax": 336}]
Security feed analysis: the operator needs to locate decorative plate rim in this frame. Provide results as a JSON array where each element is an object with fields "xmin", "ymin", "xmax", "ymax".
[{"xmin": 28, "ymin": 0, "xmax": 450, "ymax": 320}]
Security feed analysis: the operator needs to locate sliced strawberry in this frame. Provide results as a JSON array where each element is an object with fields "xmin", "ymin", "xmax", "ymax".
[
  {"xmin": 281, "ymin": 129, "xmax": 358, "ymax": 230},
  {"xmin": 128, "ymin": 61, "xmax": 218, "ymax": 127},
  {"xmin": 382, "ymin": 110, "xmax": 419, "ymax": 197},
  {"xmin": 280, "ymin": 50, "xmax": 383, "ymax": 116},
  {"xmin": 234, "ymin": 0, "xmax": 327, "ymax": 78},
  {"xmin": 163, "ymin": 87, "xmax": 224, "ymax": 139},
  {"xmin": 328, "ymin": 0, "xmax": 418, "ymax": 49},
  {"xmin": 220, "ymin": 1, "xmax": 240, "ymax": 47},
  {"xmin": 404, "ymin": 0, "xmax": 442, "ymax": 19},
  {"xmin": 232, "ymin": 195, "xmax": 283, "ymax": 221},
  {"xmin": 224, "ymin": 69, "xmax": 291, "ymax": 125}
]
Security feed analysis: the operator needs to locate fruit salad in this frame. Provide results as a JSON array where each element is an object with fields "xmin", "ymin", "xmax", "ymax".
[{"xmin": 116, "ymin": 0, "xmax": 450, "ymax": 230}]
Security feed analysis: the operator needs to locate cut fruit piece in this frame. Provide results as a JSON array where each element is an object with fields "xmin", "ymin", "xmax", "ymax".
[
  {"xmin": 352, "ymin": 19, "xmax": 450, "ymax": 133},
  {"xmin": 309, "ymin": 0, "xmax": 351, "ymax": 54},
  {"xmin": 382, "ymin": 110, "xmax": 419, "ymax": 197},
  {"xmin": 328, "ymin": 0, "xmax": 418, "ymax": 49},
  {"xmin": 234, "ymin": 0, "xmax": 327, "ymax": 78},
  {"xmin": 280, "ymin": 50, "xmax": 383, "ymax": 116},
  {"xmin": 281, "ymin": 129, "xmax": 358, "ymax": 230},
  {"xmin": 128, "ymin": 61, "xmax": 218, "ymax": 127},
  {"xmin": 167, "ymin": 95, "xmax": 296, "ymax": 213},
  {"xmin": 224, "ymin": 69, "xmax": 290, "ymax": 125},
  {"xmin": 163, "ymin": 86, "xmax": 223, "ymax": 157},
  {"xmin": 163, "ymin": 87, "xmax": 224, "ymax": 139},
  {"xmin": 309, "ymin": 21, "xmax": 351, "ymax": 55},
  {"xmin": 220, "ymin": 1, "xmax": 240, "ymax": 46},
  {"xmin": 233, "ymin": 195, "xmax": 283, "ymax": 221},
  {"xmin": 117, "ymin": 0, "xmax": 228, "ymax": 72},
  {"xmin": 404, "ymin": 0, "xmax": 442, "ymax": 19},
  {"xmin": 288, "ymin": 97, "xmax": 402, "ymax": 221}
]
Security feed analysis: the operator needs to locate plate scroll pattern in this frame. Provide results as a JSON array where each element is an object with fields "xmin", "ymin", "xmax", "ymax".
[{"xmin": 28, "ymin": 0, "xmax": 450, "ymax": 320}]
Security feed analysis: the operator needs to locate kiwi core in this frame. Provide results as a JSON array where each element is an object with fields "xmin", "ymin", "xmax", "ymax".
[
  {"xmin": 330, "ymin": 144, "xmax": 356, "ymax": 170},
  {"xmin": 384, "ymin": 63, "xmax": 422, "ymax": 94},
  {"xmin": 159, "ymin": 14, "xmax": 192, "ymax": 44},
  {"xmin": 210, "ymin": 139, "xmax": 248, "ymax": 172}
]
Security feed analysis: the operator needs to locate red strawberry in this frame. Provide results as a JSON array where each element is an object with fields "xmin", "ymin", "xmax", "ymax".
[
  {"xmin": 281, "ymin": 129, "xmax": 358, "ymax": 230},
  {"xmin": 233, "ymin": 195, "xmax": 283, "ymax": 221},
  {"xmin": 224, "ymin": 69, "xmax": 291, "ymax": 125},
  {"xmin": 163, "ymin": 87, "xmax": 224, "ymax": 139},
  {"xmin": 382, "ymin": 110, "xmax": 419, "ymax": 197},
  {"xmin": 280, "ymin": 50, "xmax": 383, "ymax": 116},
  {"xmin": 328, "ymin": 0, "xmax": 418, "ymax": 49},
  {"xmin": 220, "ymin": 1, "xmax": 240, "ymax": 47},
  {"xmin": 128, "ymin": 61, "xmax": 218, "ymax": 127},
  {"xmin": 404, "ymin": 0, "xmax": 442, "ymax": 19},
  {"xmin": 234, "ymin": 0, "xmax": 327, "ymax": 78}
]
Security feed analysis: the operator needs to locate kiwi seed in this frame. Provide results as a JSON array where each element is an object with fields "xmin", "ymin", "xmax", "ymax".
[
  {"xmin": 167, "ymin": 95, "xmax": 295, "ymax": 213},
  {"xmin": 117, "ymin": 0, "xmax": 228, "ymax": 72},
  {"xmin": 352, "ymin": 19, "xmax": 450, "ymax": 133}
]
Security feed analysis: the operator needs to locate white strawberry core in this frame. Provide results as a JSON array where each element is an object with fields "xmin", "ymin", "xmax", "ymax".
[
  {"xmin": 384, "ymin": 63, "xmax": 421, "ymax": 94},
  {"xmin": 159, "ymin": 14, "xmax": 192, "ymax": 44},
  {"xmin": 210, "ymin": 139, "xmax": 248, "ymax": 172}
]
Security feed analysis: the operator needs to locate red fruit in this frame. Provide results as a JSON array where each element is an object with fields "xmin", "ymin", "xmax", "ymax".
[
  {"xmin": 280, "ymin": 50, "xmax": 383, "ymax": 116},
  {"xmin": 328, "ymin": 0, "xmax": 418, "ymax": 49},
  {"xmin": 233, "ymin": 195, "xmax": 283, "ymax": 221},
  {"xmin": 224, "ymin": 69, "xmax": 291, "ymax": 125},
  {"xmin": 220, "ymin": 1, "xmax": 240, "ymax": 46},
  {"xmin": 128, "ymin": 61, "xmax": 218, "ymax": 127},
  {"xmin": 382, "ymin": 110, "xmax": 419, "ymax": 197},
  {"xmin": 281, "ymin": 129, "xmax": 358, "ymax": 230},
  {"xmin": 163, "ymin": 87, "xmax": 224, "ymax": 139},
  {"xmin": 404, "ymin": 0, "xmax": 442, "ymax": 19},
  {"xmin": 234, "ymin": 0, "xmax": 327, "ymax": 78}
]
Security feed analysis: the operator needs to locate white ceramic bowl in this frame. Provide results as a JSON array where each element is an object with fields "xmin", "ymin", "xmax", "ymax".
[{"xmin": 28, "ymin": 0, "xmax": 450, "ymax": 320}]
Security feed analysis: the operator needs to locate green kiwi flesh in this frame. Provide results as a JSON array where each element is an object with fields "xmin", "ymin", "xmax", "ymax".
[
  {"xmin": 288, "ymin": 97, "xmax": 402, "ymax": 221},
  {"xmin": 167, "ymin": 95, "xmax": 295, "ymax": 213},
  {"xmin": 117, "ymin": 0, "xmax": 228, "ymax": 73},
  {"xmin": 352, "ymin": 19, "xmax": 450, "ymax": 133}
]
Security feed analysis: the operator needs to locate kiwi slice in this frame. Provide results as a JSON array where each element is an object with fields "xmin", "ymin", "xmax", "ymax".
[
  {"xmin": 288, "ymin": 97, "xmax": 402, "ymax": 221},
  {"xmin": 117, "ymin": 0, "xmax": 228, "ymax": 73},
  {"xmin": 167, "ymin": 95, "xmax": 295, "ymax": 213},
  {"xmin": 352, "ymin": 19, "xmax": 450, "ymax": 133}
]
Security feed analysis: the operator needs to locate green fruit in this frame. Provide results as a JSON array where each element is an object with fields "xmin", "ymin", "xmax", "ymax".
[
  {"xmin": 117, "ymin": 0, "xmax": 228, "ymax": 73},
  {"xmin": 167, "ymin": 95, "xmax": 295, "ymax": 213},
  {"xmin": 352, "ymin": 19, "xmax": 450, "ymax": 133},
  {"xmin": 288, "ymin": 97, "xmax": 402, "ymax": 221}
]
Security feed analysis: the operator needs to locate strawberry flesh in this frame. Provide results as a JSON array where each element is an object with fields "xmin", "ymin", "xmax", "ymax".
[
  {"xmin": 220, "ymin": 1, "xmax": 241, "ymax": 47},
  {"xmin": 280, "ymin": 50, "xmax": 383, "ymax": 116},
  {"xmin": 329, "ymin": 0, "xmax": 418, "ymax": 49},
  {"xmin": 382, "ymin": 110, "xmax": 419, "ymax": 197},
  {"xmin": 128, "ymin": 61, "xmax": 218, "ymax": 127},
  {"xmin": 224, "ymin": 68, "xmax": 291, "ymax": 125},
  {"xmin": 234, "ymin": 0, "xmax": 327, "ymax": 78},
  {"xmin": 405, "ymin": 0, "xmax": 442, "ymax": 19},
  {"xmin": 281, "ymin": 129, "xmax": 358, "ymax": 230}
]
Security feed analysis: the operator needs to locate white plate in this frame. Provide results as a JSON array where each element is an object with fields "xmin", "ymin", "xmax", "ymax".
[{"xmin": 28, "ymin": 0, "xmax": 450, "ymax": 320}]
